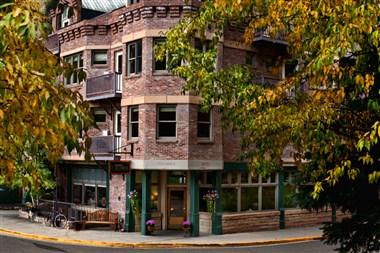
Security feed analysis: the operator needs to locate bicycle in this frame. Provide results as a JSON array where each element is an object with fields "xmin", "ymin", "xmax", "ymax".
[{"xmin": 45, "ymin": 207, "xmax": 68, "ymax": 229}]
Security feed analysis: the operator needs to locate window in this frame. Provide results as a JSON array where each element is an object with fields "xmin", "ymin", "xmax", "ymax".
[
  {"xmin": 127, "ymin": 0, "xmax": 140, "ymax": 5},
  {"xmin": 93, "ymin": 109, "xmax": 106, "ymax": 123},
  {"xmin": 84, "ymin": 185, "xmax": 96, "ymax": 206},
  {"xmin": 195, "ymin": 38, "xmax": 211, "ymax": 52},
  {"xmin": 92, "ymin": 50, "xmax": 108, "ymax": 65},
  {"xmin": 201, "ymin": 171, "xmax": 278, "ymax": 213},
  {"xmin": 61, "ymin": 6, "xmax": 71, "ymax": 28},
  {"xmin": 153, "ymin": 38, "xmax": 167, "ymax": 71},
  {"xmin": 127, "ymin": 40, "xmax": 142, "ymax": 75},
  {"xmin": 197, "ymin": 109, "xmax": 211, "ymax": 139},
  {"xmin": 129, "ymin": 106, "xmax": 139, "ymax": 139},
  {"xmin": 64, "ymin": 52, "xmax": 83, "ymax": 85},
  {"xmin": 72, "ymin": 184, "xmax": 82, "ymax": 204},
  {"xmin": 245, "ymin": 52, "xmax": 257, "ymax": 67},
  {"xmin": 157, "ymin": 105, "xmax": 176, "ymax": 138},
  {"xmin": 97, "ymin": 186, "xmax": 107, "ymax": 208}
]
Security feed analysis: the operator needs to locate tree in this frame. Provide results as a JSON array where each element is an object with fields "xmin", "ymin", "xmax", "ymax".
[
  {"xmin": 158, "ymin": 1, "xmax": 380, "ymax": 252},
  {"xmin": 0, "ymin": 1, "xmax": 93, "ymax": 198}
]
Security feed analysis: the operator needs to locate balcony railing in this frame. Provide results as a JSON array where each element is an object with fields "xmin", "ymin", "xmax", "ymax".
[
  {"xmin": 86, "ymin": 73, "xmax": 122, "ymax": 101},
  {"xmin": 90, "ymin": 136, "xmax": 115, "ymax": 160},
  {"xmin": 253, "ymin": 29, "xmax": 287, "ymax": 45}
]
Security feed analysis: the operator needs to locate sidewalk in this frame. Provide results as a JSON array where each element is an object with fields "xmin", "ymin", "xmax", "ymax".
[{"xmin": 0, "ymin": 210, "xmax": 323, "ymax": 248}]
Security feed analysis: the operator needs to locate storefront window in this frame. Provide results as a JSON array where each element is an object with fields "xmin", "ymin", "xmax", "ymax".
[
  {"xmin": 241, "ymin": 171, "xmax": 249, "ymax": 184},
  {"xmin": 168, "ymin": 171, "xmax": 186, "ymax": 185},
  {"xmin": 262, "ymin": 186, "xmax": 276, "ymax": 210},
  {"xmin": 97, "ymin": 186, "xmax": 107, "ymax": 208},
  {"xmin": 73, "ymin": 184, "xmax": 82, "ymax": 204},
  {"xmin": 221, "ymin": 188, "xmax": 238, "ymax": 212},
  {"xmin": 84, "ymin": 185, "xmax": 96, "ymax": 206},
  {"xmin": 241, "ymin": 187, "xmax": 258, "ymax": 211}
]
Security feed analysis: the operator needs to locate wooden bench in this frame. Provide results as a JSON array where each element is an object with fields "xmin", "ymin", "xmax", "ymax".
[{"xmin": 81, "ymin": 210, "xmax": 119, "ymax": 231}]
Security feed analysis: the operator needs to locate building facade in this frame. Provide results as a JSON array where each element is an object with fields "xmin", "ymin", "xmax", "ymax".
[{"xmin": 47, "ymin": 0, "xmax": 341, "ymax": 236}]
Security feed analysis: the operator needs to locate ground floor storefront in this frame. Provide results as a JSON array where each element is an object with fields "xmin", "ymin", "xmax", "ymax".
[{"xmin": 57, "ymin": 161, "xmax": 344, "ymax": 236}]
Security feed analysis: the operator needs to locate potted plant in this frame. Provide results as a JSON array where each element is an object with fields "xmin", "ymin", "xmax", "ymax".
[
  {"xmin": 203, "ymin": 190, "xmax": 219, "ymax": 233},
  {"xmin": 145, "ymin": 219, "xmax": 155, "ymax": 235},
  {"xmin": 182, "ymin": 220, "xmax": 191, "ymax": 237}
]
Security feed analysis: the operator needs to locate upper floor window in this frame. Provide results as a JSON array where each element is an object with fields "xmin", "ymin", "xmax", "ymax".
[
  {"xmin": 127, "ymin": 0, "xmax": 140, "ymax": 5},
  {"xmin": 157, "ymin": 105, "xmax": 176, "ymax": 138},
  {"xmin": 245, "ymin": 51, "xmax": 257, "ymax": 67},
  {"xmin": 61, "ymin": 6, "xmax": 71, "ymax": 28},
  {"xmin": 195, "ymin": 38, "xmax": 211, "ymax": 52},
  {"xmin": 92, "ymin": 108, "xmax": 106, "ymax": 123},
  {"xmin": 127, "ymin": 40, "xmax": 142, "ymax": 75},
  {"xmin": 92, "ymin": 50, "xmax": 108, "ymax": 65},
  {"xmin": 64, "ymin": 52, "xmax": 83, "ymax": 85},
  {"xmin": 197, "ymin": 109, "xmax": 211, "ymax": 139},
  {"xmin": 153, "ymin": 38, "xmax": 167, "ymax": 71},
  {"xmin": 129, "ymin": 106, "xmax": 139, "ymax": 139}
]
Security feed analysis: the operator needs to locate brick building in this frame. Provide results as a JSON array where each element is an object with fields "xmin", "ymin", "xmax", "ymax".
[{"xmin": 47, "ymin": 0, "xmax": 340, "ymax": 236}]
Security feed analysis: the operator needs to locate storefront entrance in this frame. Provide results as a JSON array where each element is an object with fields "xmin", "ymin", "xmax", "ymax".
[{"xmin": 167, "ymin": 187, "xmax": 187, "ymax": 229}]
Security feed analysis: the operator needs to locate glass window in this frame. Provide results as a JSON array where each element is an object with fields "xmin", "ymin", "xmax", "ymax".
[
  {"xmin": 168, "ymin": 171, "xmax": 186, "ymax": 185},
  {"xmin": 284, "ymin": 184, "xmax": 297, "ymax": 208},
  {"xmin": 231, "ymin": 172, "xmax": 238, "ymax": 184},
  {"xmin": 92, "ymin": 50, "xmax": 108, "ymax": 65},
  {"xmin": 221, "ymin": 188, "xmax": 237, "ymax": 212},
  {"xmin": 199, "ymin": 187, "xmax": 211, "ymax": 212},
  {"xmin": 84, "ymin": 185, "xmax": 96, "ymax": 206},
  {"xmin": 127, "ymin": 40, "xmax": 142, "ymax": 75},
  {"xmin": 197, "ymin": 109, "xmax": 211, "ymax": 139},
  {"xmin": 93, "ymin": 109, "xmax": 106, "ymax": 123},
  {"xmin": 64, "ymin": 52, "xmax": 83, "ymax": 85},
  {"xmin": 262, "ymin": 186, "xmax": 276, "ymax": 210},
  {"xmin": 73, "ymin": 184, "xmax": 82, "ymax": 204},
  {"xmin": 127, "ymin": 0, "xmax": 140, "ymax": 5},
  {"xmin": 151, "ymin": 185, "xmax": 159, "ymax": 211},
  {"xmin": 61, "ymin": 5, "xmax": 71, "ymax": 28},
  {"xmin": 222, "ymin": 172, "xmax": 229, "ymax": 184},
  {"xmin": 153, "ymin": 38, "xmax": 167, "ymax": 71},
  {"xmin": 241, "ymin": 171, "xmax": 249, "ymax": 184},
  {"xmin": 97, "ymin": 186, "xmax": 107, "ymax": 208},
  {"xmin": 241, "ymin": 187, "xmax": 258, "ymax": 211},
  {"xmin": 129, "ymin": 106, "xmax": 139, "ymax": 138},
  {"xmin": 157, "ymin": 105, "xmax": 176, "ymax": 138}
]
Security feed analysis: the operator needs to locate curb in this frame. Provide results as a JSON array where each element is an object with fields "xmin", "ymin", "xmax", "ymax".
[{"xmin": 0, "ymin": 228, "xmax": 323, "ymax": 249}]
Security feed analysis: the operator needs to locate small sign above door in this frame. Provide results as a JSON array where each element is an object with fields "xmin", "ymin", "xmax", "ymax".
[{"xmin": 109, "ymin": 160, "xmax": 131, "ymax": 174}]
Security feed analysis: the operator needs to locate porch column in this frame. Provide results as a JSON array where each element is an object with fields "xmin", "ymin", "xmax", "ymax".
[
  {"xmin": 106, "ymin": 168, "xmax": 110, "ymax": 208},
  {"xmin": 278, "ymin": 170, "xmax": 285, "ymax": 229},
  {"xmin": 212, "ymin": 171, "xmax": 222, "ymax": 235},
  {"xmin": 125, "ymin": 170, "xmax": 135, "ymax": 232},
  {"xmin": 141, "ymin": 170, "xmax": 151, "ymax": 235},
  {"xmin": 189, "ymin": 171, "xmax": 200, "ymax": 237}
]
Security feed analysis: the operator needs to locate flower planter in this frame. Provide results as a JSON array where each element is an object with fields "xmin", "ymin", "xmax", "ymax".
[
  {"xmin": 146, "ymin": 225, "xmax": 155, "ymax": 235},
  {"xmin": 183, "ymin": 226, "xmax": 191, "ymax": 237}
]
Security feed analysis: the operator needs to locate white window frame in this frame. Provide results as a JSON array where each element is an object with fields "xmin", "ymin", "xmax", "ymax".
[
  {"xmin": 197, "ymin": 108, "xmax": 212, "ymax": 140},
  {"xmin": 64, "ymin": 52, "xmax": 83, "ymax": 85},
  {"xmin": 61, "ymin": 6, "xmax": 71, "ymax": 28},
  {"xmin": 115, "ymin": 51, "xmax": 123, "ymax": 93},
  {"xmin": 128, "ymin": 106, "xmax": 139, "ymax": 139}
]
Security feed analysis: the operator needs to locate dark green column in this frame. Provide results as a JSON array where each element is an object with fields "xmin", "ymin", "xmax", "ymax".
[
  {"xmin": 141, "ymin": 170, "xmax": 151, "ymax": 235},
  {"xmin": 106, "ymin": 168, "xmax": 110, "ymax": 209},
  {"xmin": 189, "ymin": 171, "xmax": 200, "ymax": 237},
  {"xmin": 125, "ymin": 171, "xmax": 135, "ymax": 232},
  {"xmin": 278, "ymin": 170, "xmax": 285, "ymax": 229},
  {"xmin": 212, "ymin": 171, "xmax": 222, "ymax": 235}
]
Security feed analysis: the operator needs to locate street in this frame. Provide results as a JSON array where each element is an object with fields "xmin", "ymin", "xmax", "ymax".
[{"xmin": 0, "ymin": 235, "xmax": 337, "ymax": 253}]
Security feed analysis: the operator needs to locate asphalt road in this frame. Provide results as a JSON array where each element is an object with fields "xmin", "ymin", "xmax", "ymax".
[{"xmin": 0, "ymin": 235, "xmax": 338, "ymax": 253}]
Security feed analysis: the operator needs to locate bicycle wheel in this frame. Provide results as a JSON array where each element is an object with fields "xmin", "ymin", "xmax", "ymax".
[{"xmin": 54, "ymin": 214, "xmax": 67, "ymax": 229}]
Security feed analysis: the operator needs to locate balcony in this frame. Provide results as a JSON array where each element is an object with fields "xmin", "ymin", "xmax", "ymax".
[
  {"xmin": 253, "ymin": 29, "xmax": 288, "ymax": 46},
  {"xmin": 90, "ymin": 136, "xmax": 120, "ymax": 160},
  {"xmin": 46, "ymin": 34, "xmax": 59, "ymax": 54},
  {"xmin": 86, "ymin": 73, "xmax": 122, "ymax": 101}
]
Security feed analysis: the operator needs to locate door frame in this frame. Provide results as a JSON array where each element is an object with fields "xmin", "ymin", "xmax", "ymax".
[{"xmin": 166, "ymin": 186, "xmax": 187, "ymax": 229}]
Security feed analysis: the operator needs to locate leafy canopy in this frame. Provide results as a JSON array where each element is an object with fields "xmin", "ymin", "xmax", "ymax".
[
  {"xmin": 158, "ymin": 1, "xmax": 380, "ymax": 252},
  {"xmin": 0, "ymin": 0, "xmax": 93, "ymax": 195}
]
